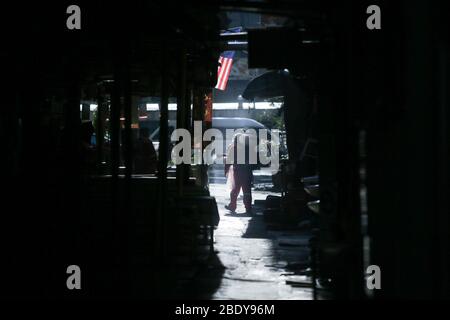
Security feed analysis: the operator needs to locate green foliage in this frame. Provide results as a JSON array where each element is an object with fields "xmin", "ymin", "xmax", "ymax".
[{"xmin": 253, "ymin": 109, "xmax": 284, "ymax": 130}]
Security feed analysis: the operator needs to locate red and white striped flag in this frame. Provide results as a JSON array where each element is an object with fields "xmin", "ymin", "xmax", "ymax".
[{"xmin": 215, "ymin": 51, "xmax": 235, "ymax": 91}]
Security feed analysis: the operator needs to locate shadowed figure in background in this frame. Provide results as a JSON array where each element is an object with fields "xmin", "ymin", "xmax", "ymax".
[
  {"xmin": 134, "ymin": 127, "xmax": 157, "ymax": 174},
  {"xmin": 224, "ymin": 133, "xmax": 254, "ymax": 214}
]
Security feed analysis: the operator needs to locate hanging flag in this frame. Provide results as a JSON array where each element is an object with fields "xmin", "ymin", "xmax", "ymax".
[
  {"xmin": 215, "ymin": 27, "xmax": 243, "ymax": 91},
  {"xmin": 215, "ymin": 51, "xmax": 235, "ymax": 91}
]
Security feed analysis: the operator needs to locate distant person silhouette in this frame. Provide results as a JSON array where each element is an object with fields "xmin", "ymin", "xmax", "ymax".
[{"xmin": 225, "ymin": 133, "xmax": 254, "ymax": 214}]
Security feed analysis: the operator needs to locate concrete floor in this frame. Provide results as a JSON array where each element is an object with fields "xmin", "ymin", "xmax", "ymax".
[
  {"xmin": 130, "ymin": 170, "xmax": 328, "ymax": 300},
  {"xmin": 207, "ymin": 182, "xmax": 313, "ymax": 300},
  {"xmin": 171, "ymin": 165, "xmax": 320, "ymax": 300}
]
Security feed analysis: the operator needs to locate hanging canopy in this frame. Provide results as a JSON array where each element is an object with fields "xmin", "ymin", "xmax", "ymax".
[{"xmin": 242, "ymin": 70, "xmax": 293, "ymax": 100}]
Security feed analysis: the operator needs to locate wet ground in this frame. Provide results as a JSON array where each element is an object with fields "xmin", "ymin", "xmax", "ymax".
[{"xmin": 176, "ymin": 168, "xmax": 318, "ymax": 300}]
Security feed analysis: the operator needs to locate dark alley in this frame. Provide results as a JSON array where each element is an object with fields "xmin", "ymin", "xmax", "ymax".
[{"xmin": 0, "ymin": 1, "xmax": 449, "ymax": 311}]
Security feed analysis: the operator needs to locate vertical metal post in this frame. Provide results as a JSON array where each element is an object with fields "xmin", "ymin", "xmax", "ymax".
[
  {"xmin": 111, "ymin": 79, "xmax": 121, "ymax": 179},
  {"xmin": 96, "ymin": 86, "xmax": 105, "ymax": 170},
  {"xmin": 185, "ymin": 86, "xmax": 192, "ymax": 135},
  {"xmin": 176, "ymin": 48, "xmax": 187, "ymax": 195},
  {"xmin": 192, "ymin": 88, "xmax": 212, "ymax": 189},
  {"xmin": 185, "ymin": 85, "xmax": 192, "ymax": 182},
  {"xmin": 158, "ymin": 43, "xmax": 170, "ymax": 261},
  {"xmin": 124, "ymin": 67, "xmax": 133, "ymax": 179},
  {"xmin": 110, "ymin": 59, "xmax": 122, "ymax": 297},
  {"xmin": 61, "ymin": 65, "xmax": 82, "ymax": 298},
  {"xmin": 81, "ymin": 103, "xmax": 90, "ymax": 121},
  {"xmin": 122, "ymin": 51, "xmax": 132, "ymax": 296},
  {"xmin": 192, "ymin": 88, "xmax": 203, "ymax": 185}
]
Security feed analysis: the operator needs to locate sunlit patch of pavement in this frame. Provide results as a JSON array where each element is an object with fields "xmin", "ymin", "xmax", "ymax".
[{"xmin": 208, "ymin": 181, "xmax": 313, "ymax": 300}]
